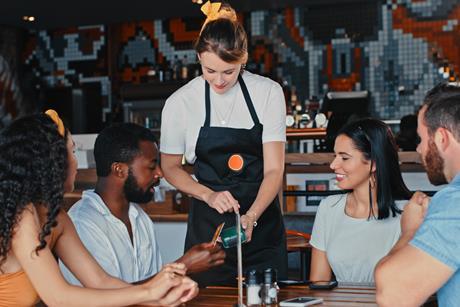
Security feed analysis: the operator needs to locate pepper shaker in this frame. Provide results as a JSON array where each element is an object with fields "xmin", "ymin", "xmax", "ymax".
[{"xmin": 262, "ymin": 268, "xmax": 278, "ymax": 305}]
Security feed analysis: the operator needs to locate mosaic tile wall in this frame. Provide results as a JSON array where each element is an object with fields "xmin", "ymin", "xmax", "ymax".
[
  {"xmin": 23, "ymin": 25, "xmax": 111, "ymax": 116},
  {"xmin": 24, "ymin": 0, "xmax": 460, "ymax": 119},
  {"xmin": 24, "ymin": 25, "xmax": 108, "ymax": 87}
]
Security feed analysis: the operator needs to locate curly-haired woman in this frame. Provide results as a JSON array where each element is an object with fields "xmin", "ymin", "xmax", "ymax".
[{"xmin": 0, "ymin": 112, "xmax": 198, "ymax": 307}]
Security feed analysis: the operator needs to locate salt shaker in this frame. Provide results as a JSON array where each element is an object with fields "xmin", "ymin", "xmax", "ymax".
[
  {"xmin": 262, "ymin": 268, "xmax": 278, "ymax": 305},
  {"xmin": 246, "ymin": 269, "xmax": 262, "ymax": 306}
]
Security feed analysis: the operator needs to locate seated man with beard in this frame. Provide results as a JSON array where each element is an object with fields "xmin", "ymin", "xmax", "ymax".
[
  {"xmin": 60, "ymin": 123, "xmax": 224, "ymax": 285},
  {"xmin": 375, "ymin": 82, "xmax": 460, "ymax": 306}
]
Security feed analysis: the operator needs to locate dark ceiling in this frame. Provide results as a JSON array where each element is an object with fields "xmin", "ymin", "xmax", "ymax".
[{"xmin": 2, "ymin": 0, "xmax": 323, "ymax": 30}]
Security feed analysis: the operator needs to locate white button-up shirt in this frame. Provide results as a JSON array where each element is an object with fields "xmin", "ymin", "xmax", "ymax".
[{"xmin": 59, "ymin": 190, "xmax": 163, "ymax": 284}]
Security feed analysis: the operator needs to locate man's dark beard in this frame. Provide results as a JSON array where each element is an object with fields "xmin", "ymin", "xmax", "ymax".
[
  {"xmin": 424, "ymin": 139, "xmax": 448, "ymax": 186},
  {"xmin": 123, "ymin": 169, "xmax": 154, "ymax": 203}
]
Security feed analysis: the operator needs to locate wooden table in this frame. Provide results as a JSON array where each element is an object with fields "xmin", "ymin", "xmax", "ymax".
[
  {"xmin": 186, "ymin": 285, "xmax": 438, "ymax": 306},
  {"xmin": 186, "ymin": 285, "xmax": 377, "ymax": 306}
]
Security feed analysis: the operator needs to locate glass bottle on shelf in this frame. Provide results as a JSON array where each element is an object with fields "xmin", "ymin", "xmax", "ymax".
[
  {"xmin": 147, "ymin": 66, "xmax": 157, "ymax": 82},
  {"xmin": 285, "ymin": 94, "xmax": 296, "ymax": 129},
  {"xmin": 290, "ymin": 86, "xmax": 302, "ymax": 128},
  {"xmin": 157, "ymin": 63, "xmax": 164, "ymax": 82},
  {"xmin": 144, "ymin": 117, "xmax": 151, "ymax": 129},
  {"xmin": 163, "ymin": 61, "xmax": 172, "ymax": 82},
  {"xmin": 181, "ymin": 55, "xmax": 189, "ymax": 80},
  {"xmin": 281, "ymin": 80, "xmax": 291, "ymax": 108},
  {"xmin": 172, "ymin": 55, "xmax": 183, "ymax": 81},
  {"xmin": 192, "ymin": 60, "xmax": 201, "ymax": 78}
]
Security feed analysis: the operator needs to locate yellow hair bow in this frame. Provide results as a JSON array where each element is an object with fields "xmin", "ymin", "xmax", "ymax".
[
  {"xmin": 201, "ymin": 1, "xmax": 222, "ymax": 22},
  {"xmin": 45, "ymin": 109, "xmax": 65, "ymax": 137}
]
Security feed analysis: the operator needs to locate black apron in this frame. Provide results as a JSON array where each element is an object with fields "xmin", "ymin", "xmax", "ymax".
[{"xmin": 184, "ymin": 75, "xmax": 287, "ymax": 287}]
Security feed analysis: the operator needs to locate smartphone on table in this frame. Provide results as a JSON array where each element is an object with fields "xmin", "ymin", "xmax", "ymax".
[
  {"xmin": 279, "ymin": 296, "xmax": 323, "ymax": 306},
  {"xmin": 278, "ymin": 280, "xmax": 309, "ymax": 287},
  {"xmin": 308, "ymin": 280, "xmax": 338, "ymax": 290}
]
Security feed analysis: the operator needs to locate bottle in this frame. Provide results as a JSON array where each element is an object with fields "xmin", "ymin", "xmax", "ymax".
[
  {"xmin": 262, "ymin": 268, "xmax": 278, "ymax": 305},
  {"xmin": 193, "ymin": 59, "xmax": 201, "ymax": 78},
  {"xmin": 290, "ymin": 86, "xmax": 298, "ymax": 108},
  {"xmin": 157, "ymin": 63, "xmax": 164, "ymax": 82},
  {"xmin": 290, "ymin": 86, "xmax": 301, "ymax": 128},
  {"xmin": 181, "ymin": 55, "xmax": 189, "ymax": 80},
  {"xmin": 307, "ymin": 95, "xmax": 320, "ymax": 122},
  {"xmin": 163, "ymin": 61, "xmax": 172, "ymax": 82},
  {"xmin": 281, "ymin": 80, "xmax": 291, "ymax": 107},
  {"xmin": 147, "ymin": 66, "xmax": 157, "ymax": 82},
  {"xmin": 172, "ymin": 55, "xmax": 183, "ymax": 80},
  {"xmin": 246, "ymin": 269, "xmax": 262, "ymax": 306},
  {"xmin": 285, "ymin": 86, "xmax": 296, "ymax": 129},
  {"xmin": 144, "ymin": 117, "xmax": 151, "ymax": 129}
]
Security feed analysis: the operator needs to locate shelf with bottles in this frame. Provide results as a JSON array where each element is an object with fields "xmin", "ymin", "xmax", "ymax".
[
  {"xmin": 284, "ymin": 86, "xmax": 328, "ymax": 135},
  {"xmin": 122, "ymin": 99, "xmax": 164, "ymax": 137},
  {"xmin": 126, "ymin": 110, "xmax": 162, "ymax": 131},
  {"xmin": 284, "ymin": 93, "xmax": 329, "ymax": 152},
  {"xmin": 120, "ymin": 55, "xmax": 202, "ymax": 101},
  {"xmin": 285, "ymin": 127, "xmax": 328, "ymax": 153},
  {"xmin": 145, "ymin": 55, "xmax": 202, "ymax": 85},
  {"xmin": 120, "ymin": 82, "xmax": 186, "ymax": 101},
  {"xmin": 120, "ymin": 57, "xmax": 198, "ymax": 138}
]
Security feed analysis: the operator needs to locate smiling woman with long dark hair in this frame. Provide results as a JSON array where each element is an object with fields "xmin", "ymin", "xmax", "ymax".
[{"xmin": 309, "ymin": 118, "xmax": 412, "ymax": 284}]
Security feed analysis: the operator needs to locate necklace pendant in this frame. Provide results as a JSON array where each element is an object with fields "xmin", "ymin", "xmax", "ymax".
[{"xmin": 221, "ymin": 120, "xmax": 226, "ymax": 125}]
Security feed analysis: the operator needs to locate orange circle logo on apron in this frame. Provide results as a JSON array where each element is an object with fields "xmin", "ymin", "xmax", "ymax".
[{"xmin": 228, "ymin": 154, "xmax": 244, "ymax": 172}]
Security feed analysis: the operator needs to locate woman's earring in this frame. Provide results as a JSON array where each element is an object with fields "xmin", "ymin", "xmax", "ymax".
[
  {"xmin": 241, "ymin": 63, "xmax": 246, "ymax": 70},
  {"xmin": 369, "ymin": 174, "xmax": 376, "ymax": 189}
]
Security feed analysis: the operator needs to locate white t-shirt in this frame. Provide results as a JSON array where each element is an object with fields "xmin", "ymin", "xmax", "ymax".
[
  {"xmin": 160, "ymin": 71, "xmax": 286, "ymax": 163},
  {"xmin": 310, "ymin": 194, "xmax": 404, "ymax": 283},
  {"xmin": 59, "ymin": 190, "xmax": 163, "ymax": 284}
]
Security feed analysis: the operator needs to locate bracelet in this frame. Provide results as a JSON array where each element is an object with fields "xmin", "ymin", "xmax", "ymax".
[{"xmin": 246, "ymin": 211, "xmax": 258, "ymax": 228}]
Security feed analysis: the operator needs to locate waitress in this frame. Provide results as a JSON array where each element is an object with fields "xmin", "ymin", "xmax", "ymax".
[{"xmin": 160, "ymin": 1, "xmax": 287, "ymax": 286}]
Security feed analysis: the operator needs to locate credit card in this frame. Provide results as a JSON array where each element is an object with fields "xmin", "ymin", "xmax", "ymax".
[{"xmin": 212, "ymin": 222, "xmax": 225, "ymax": 246}]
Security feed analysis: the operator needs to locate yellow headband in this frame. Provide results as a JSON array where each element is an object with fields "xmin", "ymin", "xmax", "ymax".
[
  {"xmin": 200, "ymin": 1, "xmax": 237, "ymax": 27},
  {"xmin": 201, "ymin": 1, "xmax": 222, "ymax": 22},
  {"xmin": 45, "ymin": 109, "xmax": 65, "ymax": 137}
]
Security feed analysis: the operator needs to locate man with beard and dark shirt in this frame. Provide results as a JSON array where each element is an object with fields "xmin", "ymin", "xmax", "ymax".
[
  {"xmin": 375, "ymin": 82, "xmax": 460, "ymax": 306},
  {"xmin": 59, "ymin": 123, "xmax": 225, "ymax": 285}
]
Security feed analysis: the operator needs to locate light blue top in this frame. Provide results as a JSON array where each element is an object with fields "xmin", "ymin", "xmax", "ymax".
[
  {"xmin": 59, "ymin": 190, "xmax": 162, "ymax": 284},
  {"xmin": 310, "ymin": 193, "xmax": 404, "ymax": 283},
  {"xmin": 411, "ymin": 174, "xmax": 460, "ymax": 307}
]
